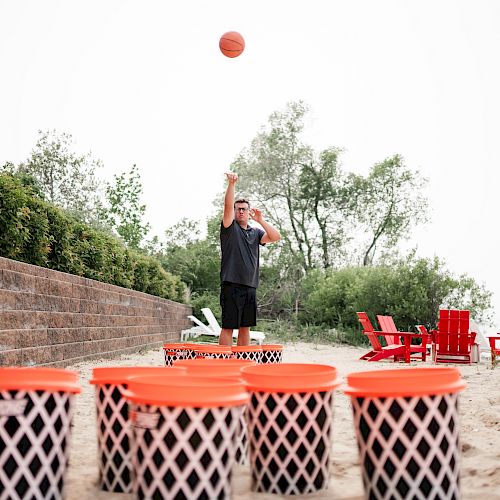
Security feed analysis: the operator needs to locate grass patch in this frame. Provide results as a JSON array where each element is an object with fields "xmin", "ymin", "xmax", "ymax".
[{"xmin": 256, "ymin": 318, "xmax": 369, "ymax": 347}]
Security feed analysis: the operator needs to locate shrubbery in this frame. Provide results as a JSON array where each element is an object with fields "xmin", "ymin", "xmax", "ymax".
[
  {"xmin": 299, "ymin": 255, "xmax": 492, "ymax": 332},
  {"xmin": 0, "ymin": 173, "xmax": 186, "ymax": 302}
]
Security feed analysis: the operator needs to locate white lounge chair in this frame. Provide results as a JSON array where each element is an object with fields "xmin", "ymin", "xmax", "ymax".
[
  {"xmin": 180, "ymin": 315, "xmax": 214, "ymax": 341},
  {"xmin": 201, "ymin": 307, "xmax": 265, "ymax": 344}
]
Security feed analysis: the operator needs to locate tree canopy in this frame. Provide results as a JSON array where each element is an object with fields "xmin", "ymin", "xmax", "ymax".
[{"xmin": 232, "ymin": 101, "xmax": 428, "ymax": 272}]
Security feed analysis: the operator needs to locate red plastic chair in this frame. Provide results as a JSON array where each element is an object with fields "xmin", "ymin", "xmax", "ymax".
[
  {"xmin": 377, "ymin": 315, "xmax": 428, "ymax": 361},
  {"xmin": 356, "ymin": 312, "xmax": 406, "ymax": 362},
  {"xmin": 488, "ymin": 334, "xmax": 500, "ymax": 367},
  {"xmin": 433, "ymin": 309, "xmax": 477, "ymax": 364}
]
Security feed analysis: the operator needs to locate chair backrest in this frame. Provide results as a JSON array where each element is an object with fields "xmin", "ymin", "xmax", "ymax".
[
  {"xmin": 436, "ymin": 331, "xmax": 473, "ymax": 356},
  {"xmin": 438, "ymin": 309, "xmax": 470, "ymax": 334},
  {"xmin": 356, "ymin": 312, "xmax": 382, "ymax": 351},
  {"xmin": 376, "ymin": 315, "xmax": 401, "ymax": 346},
  {"xmin": 416, "ymin": 325, "xmax": 428, "ymax": 335},
  {"xmin": 416, "ymin": 324, "xmax": 433, "ymax": 342},
  {"xmin": 187, "ymin": 315, "xmax": 214, "ymax": 334},
  {"xmin": 201, "ymin": 308, "xmax": 222, "ymax": 333},
  {"xmin": 489, "ymin": 335, "xmax": 500, "ymax": 353},
  {"xmin": 436, "ymin": 309, "xmax": 474, "ymax": 356}
]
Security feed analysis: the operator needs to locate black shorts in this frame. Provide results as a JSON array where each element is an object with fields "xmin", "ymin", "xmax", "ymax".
[{"xmin": 220, "ymin": 282, "xmax": 257, "ymax": 329}]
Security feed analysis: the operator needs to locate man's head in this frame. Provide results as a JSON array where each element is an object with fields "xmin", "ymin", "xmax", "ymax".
[{"xmin": 234, "ymin": 198, "xmax": 250, "ymax": 226}]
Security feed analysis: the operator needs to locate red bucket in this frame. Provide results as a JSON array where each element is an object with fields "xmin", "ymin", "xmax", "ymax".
[
  {"xmin": 344, "ymin": 367, "xmax": 466, "ymax": 500},
  {"xmin": 172, "ymin": 358, "xmax": 256, "ymax": 465},
  {"xmin": 261, "ymin": 344, "xmax": 284, "ymax": 364},
  {"xmin": 0, "ymin": 368, "xmax": 81, "ymax": 499},
  {"xmin": 89, "ymin": 366, "xmax": 186, "ymax": 492},
  {"xmin": 123, "ymin": 374, "xmax": 248, "ymax": 499},
  {"xmin": 241, "ymin": 363, "xmax": 340, "ymax": 494}
]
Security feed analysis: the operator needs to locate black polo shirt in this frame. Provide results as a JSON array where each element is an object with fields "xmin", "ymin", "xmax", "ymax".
[{"xmin": 220, "ymin": 220, "xmax": 265, "ymax": 288}]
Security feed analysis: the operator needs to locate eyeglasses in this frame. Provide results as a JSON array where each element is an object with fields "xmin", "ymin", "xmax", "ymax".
[{"xmin": 235, "ymin": 207, "xmax": 249, "ymax": 212}]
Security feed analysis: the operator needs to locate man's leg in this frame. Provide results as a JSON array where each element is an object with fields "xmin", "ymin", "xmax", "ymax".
[
  {"xmin": 238, "ymin": 285, "xmax": 255, "ymax": 347},
  {"xmin": 237, "ymin": 327, "xmax": 250, "ymax": 346},
  {"xmin": 220, "ymin": 282, "xmax": 234, "ymax": 346},
  {"xmin": 219, "ymin": 328, "xmax": 233, "ymax": 346}
]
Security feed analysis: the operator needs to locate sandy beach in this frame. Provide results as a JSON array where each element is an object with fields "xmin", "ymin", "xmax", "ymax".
[{"xmin": 64, "ymin": 342, "xmax": 500, "ymax": 499}]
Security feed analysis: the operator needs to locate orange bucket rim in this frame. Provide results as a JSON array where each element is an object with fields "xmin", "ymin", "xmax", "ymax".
[
  {"xmin": 123, "ymin": 376, "xmax": 249, "ymax": 407},
  {"xmin": 241, "ymin": 363, "xmax": 340, "ymax": 392},
  {"xmin": 0, "ymin": 367, "xmax": 81, "ymax": 393},
  {"xmin": 231, "ymin": 345, "xmax": 263, "ymax": 352},
  {"xmin": 344, "ymin": 367, "xmax": 466, "ymax": 397},
  {"xmin": 162, "ymin": 343, "xmax": 187, "ymax": 350},
  {"xmin": 174, "ymin": 358, "xmax": 255, "ymax": 368},
  {"xmin": 126, "ymin": 374, "xmax": 243, "ymax": 387},
  {"xmin": 182, "ymin": 343, "xmax": 224, "ymax": 348},
  {"xmin": 90, "ymin": 366, "xmax": 187, "ymax": 385},
  {"xmin": 261, "ymin": 344, "xmax": 284, "ymax": 351},
  {"xmin": 173, "ymin": 360, "xmax": 256, "ymax": 378},
  {"xmin": 194, "ymin": 345, "xmax": 232, "ymax": 353}
]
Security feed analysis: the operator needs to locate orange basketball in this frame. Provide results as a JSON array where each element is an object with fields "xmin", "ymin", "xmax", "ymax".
[{"xmin": 219, "ymin": 31, "xmax": 245, "ymax": 58}]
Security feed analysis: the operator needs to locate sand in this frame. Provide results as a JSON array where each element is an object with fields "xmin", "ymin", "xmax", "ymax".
[{"xmin": 63, "ymin": 342, "xmax": 500, "ymax": 499}]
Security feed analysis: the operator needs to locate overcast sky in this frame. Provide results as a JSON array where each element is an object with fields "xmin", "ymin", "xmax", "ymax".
[{"xmin": 1, "ymin": 1, "xmax": 499, "ymax": 330}]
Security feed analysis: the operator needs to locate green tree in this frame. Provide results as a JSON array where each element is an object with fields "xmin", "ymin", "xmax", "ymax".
[
  {"xmin": 159, "ymin": 216, "xmax": 220, "ymax": 296},
  {"xmin": 232, "ymin": 101, "xmax": 424, "ymax": 272},
  {"xmin": 357, "ymin": 155, "xmax": 428, "ymax": 266},
  {"xmin": 103, "ymin": 164, "xmax": 151, "ymax": 249},
  {"xmin": 232, "ymin": 101, "xmax": 315, "ymax": 272},
  {"xmin": 18, "ymin": 130, "xmax": 104, "ymax": 224},
  {"xmin": 298, "ymin": 148, "xmax": 362, "ymax": 268}
]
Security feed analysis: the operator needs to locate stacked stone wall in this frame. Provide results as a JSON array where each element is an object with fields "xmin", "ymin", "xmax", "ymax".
[{"xmin": 0, "ymin": 257, "xmax": 191, "ymax": 366}]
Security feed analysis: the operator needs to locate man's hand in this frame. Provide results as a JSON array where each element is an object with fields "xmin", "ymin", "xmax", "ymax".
[
  {"xmin": 249, "ymin": 207, "xmax": 264, "ymax": 224},
  {"xmin": 225, "ymin": 172, "xmax": 238, "ymax": 185},
  {"xmin": 251, "ymin": 208, "xmax": 281, "ymax": 243}
]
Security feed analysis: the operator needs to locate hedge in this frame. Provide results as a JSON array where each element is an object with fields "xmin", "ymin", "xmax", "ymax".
[{"xmin": 0, "ymin": 173, "xmax": 186, "ymax": 302}]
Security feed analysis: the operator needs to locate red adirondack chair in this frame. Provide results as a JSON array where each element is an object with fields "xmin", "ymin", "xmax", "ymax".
[
  {"xmin": 416, "ymin": 324, "xmax": 436, "ymax": 359},
  {"xmin": 377, "ymin": 315, "xmax": 428, "ymax": 361},
  {"xmin": 488, "ymin": 334, "xmax": 500, "ymax": 367},
  {"xmin": 433, "ymin": 309, "xmax": 477, "ymax": 364},
  {"xmin": 356, "ymin": 312, "xmax": 406, "ymax": 362}
]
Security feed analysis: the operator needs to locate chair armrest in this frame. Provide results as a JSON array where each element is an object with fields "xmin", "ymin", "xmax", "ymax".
[
  {"xmin": 429, "ymin": 329, "xmax": 438, "ymax": 343},
  {"xmin": 364, "ymin": 330, "xmax": 406, "ymax": 341},
  {"xmin": 363, "ymin": 330, "xmax": 398, "ymax": 337},
  {"xmin": 488, "ymin": 335, "xmax": 500, "ymax": 351}
]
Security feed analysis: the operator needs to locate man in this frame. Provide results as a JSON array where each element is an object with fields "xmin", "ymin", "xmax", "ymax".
[{"xmin": 219, "ymin": 172, "xmax": 281, "ymax": 346}]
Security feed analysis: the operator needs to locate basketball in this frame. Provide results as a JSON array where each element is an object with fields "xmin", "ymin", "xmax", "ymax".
[{"xmin": 219, "ymin": 31, "xmax": 245, "ymax": 58}]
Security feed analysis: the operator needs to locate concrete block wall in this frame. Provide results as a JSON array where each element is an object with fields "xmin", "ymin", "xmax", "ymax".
[{"xmin": 0, "ymin": 256, "xmax": 192, "ymax": 366}]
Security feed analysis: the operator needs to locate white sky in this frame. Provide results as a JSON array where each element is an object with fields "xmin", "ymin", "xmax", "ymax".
[{"xmin": 1, "ymin": 0, "xmax": 500, "ymax": 329}]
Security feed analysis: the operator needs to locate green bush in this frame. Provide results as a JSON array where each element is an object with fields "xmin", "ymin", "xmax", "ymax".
[
  {"xmin": 0, "ymin": 173, "xmax": 187, "ymax": 303},
  {"xmin": 300, "ymin": 256, "xmax": 493, "ymax": 332},
  {"xmin": 46, "ymin": 204, "xmax": 84, "ymax": 275},
  {"xmin": 189, "ymin": 291, "xmax": 221, "ymax": 323},
  {"xmin": 0, "ymin": 174, "xmax": 51, "ymax": 266}
]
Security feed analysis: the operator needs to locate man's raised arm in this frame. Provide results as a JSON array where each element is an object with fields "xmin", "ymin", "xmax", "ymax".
[
  {"xmin": 250, "ymin": 208, "xmax": 281, "ymax": 243},
  {"xmin": 222, "ymin": 172, "xmax": 237, "ymax": 228}
]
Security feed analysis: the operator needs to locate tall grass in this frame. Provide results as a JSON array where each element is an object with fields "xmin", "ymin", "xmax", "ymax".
[{"xmin": 257, "ymin": 318, "xmax": 369, "ymax": 347}]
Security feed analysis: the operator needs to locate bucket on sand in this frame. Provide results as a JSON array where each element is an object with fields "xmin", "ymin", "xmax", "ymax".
[
  {"xmin": 345, "ymin": 367, "xmax": 466, "ymax": 500},
  {"xmin": 261, "ymin": 344, "xmax": 284, "ymax": 364},
  {"xmin": 0, "ymin": 368, "xmax": 81, "ymax": 500},
  {"xmin": 193, "ymin": 345, "xmax": 233, "ymax": 360},
  {"xmin": 173, "ymin": 358, "xmax": 256, "ymax": 465},
  {"xmin": 241, "ymin": 363, "xmax": 340, "ymax": 495},
  {"xmin": 173, "ymin": 357, "xmax": 255, "ymax": 377},
  {"xmin": 162, "ymin": 343, "xmax": 189, "ymax": 366},
  {"xmin": 232, "ymin": 345, "xmax": 263, "ymax": 364},
  {"xmin": 123, "ymin": 375, "xmax": 248, "ymax": 499},
  {"xmin": 89, "ymin": 366, "xmax": 186, "ymax": 493}
]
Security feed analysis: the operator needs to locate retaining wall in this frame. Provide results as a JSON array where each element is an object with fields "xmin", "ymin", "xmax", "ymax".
[{"xmin": 0, "ymin": 256, "xmax": 191, "ymax": 366}]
